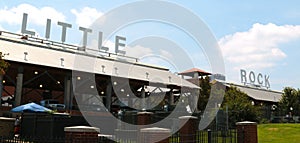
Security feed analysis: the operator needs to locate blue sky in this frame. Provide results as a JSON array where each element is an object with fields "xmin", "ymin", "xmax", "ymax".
[{"xmin": 0, "ymin": 0, "xmax": 300, "ymax": 91}]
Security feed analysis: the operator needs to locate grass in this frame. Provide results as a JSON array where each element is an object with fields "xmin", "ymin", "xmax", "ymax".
[{"xmin": 258, "ymin": 123, "xmax": 300, "ymax": 143}]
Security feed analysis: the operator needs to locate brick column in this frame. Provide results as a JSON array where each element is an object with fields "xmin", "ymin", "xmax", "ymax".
[
  {"xmin": 140, "ymin": 127, "xmax": 170, "ymax": 143},
  {"xmin": 179, "ymin": 116, "xmax": 198, "ymax": 143},
  {"xmin": 236, "ymin": 121, "xmax": 258, "ymax": 143},
  {"xmin": 64, "ymin": 126, "xmax": 100, "ymax": 143},
  {"xmin": 137, "ymin": 112, "xmax": 153, "ymax": 125},
  {"xmin": 0, "ymin": 117, "xmax": 15, "ymax": 137},
  {"xmin": 137, "ymin": 112, "xmax": 153, "ymax": 142}
]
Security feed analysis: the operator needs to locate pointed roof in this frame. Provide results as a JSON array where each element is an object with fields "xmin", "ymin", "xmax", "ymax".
[{"xmin": 178, "ymin": 68, "xmax": 211, "ymax": 77}]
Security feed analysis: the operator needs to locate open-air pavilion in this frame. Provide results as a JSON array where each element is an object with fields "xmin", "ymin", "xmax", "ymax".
[{"xmin": 0, "ymin": 31, "xmax": 200, "ymax": 117}]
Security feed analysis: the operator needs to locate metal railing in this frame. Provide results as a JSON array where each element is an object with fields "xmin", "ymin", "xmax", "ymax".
[
  {"xmin": 170, "ymin": 129, "xmax": 240, "ymax": 143},
  {"xmin": 0, "ymin": 129, "xmax": 241, "ymax": 143},
  {"xmin": 0, "ymin": 136, "xmax": 115, "ymax": 143}
]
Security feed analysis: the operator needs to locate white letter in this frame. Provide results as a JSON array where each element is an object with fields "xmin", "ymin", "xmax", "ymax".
[
  {"xmin": 115, "ymin": 36, "xmax": 126, "ymax": 55},
  {"xmin": 249, "ymin": 71, "xmax": 255, "ymax": 83},
  {"xmin": 79, "ymin": 27, "xmax": 92, "ymax": 51},
  {"xmin": 21, "ymin": 13, "xmax": 35, "ymax": 36},
  {"xmin": 240, "ymin": 69, "xmax": 247, "ymax": 83},
  {"xmin": 265, "ymin": 75, "xmax": 270, "ymax": 88},
  {"xmin": 257, "ymin": 73, "xmax": 263, "ymax": 85},
  {"xmin": 57, "ymin": 22, "xmax": 72, "ymax": 43},
  {"xmin": 45, "ymin": 19, "xmax": 51, "ymax": 39}
]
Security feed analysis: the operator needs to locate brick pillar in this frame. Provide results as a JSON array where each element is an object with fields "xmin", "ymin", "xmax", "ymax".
[
  {"xmin": 137, "ymin": 112, "xmax": 153, "ymax": 142},
  {"xmin": 64, "ymin": 126, "xmax": 100, "ymax": 143},
  {"xmin": 137, "ymin": 112, "xmax": 153, "ymax": 125},
  {"xmin": 0, "ymin": 117, "xmax": 15, "ymax": 137},
  {"xmin": 179, "ymin": 116, "xmax": 198, "ymax": 143},
  {"xmin": 236, "ymin": 121, "xmax": 258, "ymax": 143},
  {"xmin": 140, "ymin": 127, "xmax": 170, "ymax": 143}
]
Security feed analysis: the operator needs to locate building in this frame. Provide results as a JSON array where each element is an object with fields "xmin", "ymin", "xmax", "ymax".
[
  {"xmin": 0, "ymin": 31, "xmax": 199, "ymax": 117},
  {"xmin": 178, "ymin": 68, "xmax": 283, "ymax": 121}
]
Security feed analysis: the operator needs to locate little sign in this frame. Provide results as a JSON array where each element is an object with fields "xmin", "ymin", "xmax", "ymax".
[
  {"xmin": 21, "ymin": 13, "xmax": 126, "ymax": 55},
  {"xmin": 240, "ymin": 69, "xmax": 270, "ymax": 88}
]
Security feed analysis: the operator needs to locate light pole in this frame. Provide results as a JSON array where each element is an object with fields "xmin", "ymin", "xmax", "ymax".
[
  {"xmin": 271, "ymin": 105, "xmax": 277, "ymax": 121},
  {"xmin": 290, "ymin": 107, "xmax": 293, "ymax": 122}
]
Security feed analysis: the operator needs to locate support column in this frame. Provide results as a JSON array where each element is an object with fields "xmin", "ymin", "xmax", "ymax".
[
  {"xmin": 189, "ymin": 89, "xmax": 198, "ymax": 112},
  {"xmin": 64, "ymin": 75, "xmax": 71, "ymax": 111},
  {"xmin": 195, "ymin": 88, "xmax": 200, "ymax": 112},
  {"xmin": 0, "ymin": 74, "xmax": 3, "ymax": 106},
  {"xmin": 179, "ymin": 116, "xmax": 198, "ymax": 143},
  {"xmin": 141, "ymin": 86, "xmax": 145, "ymax": 109},
  {"xmin": 236, "ymin": 121, "xmax": 258, "ymax": 143},
  {"xmin": 15, "ymin": 67, "xmax": 24, "ymax": 106},
  {"xmin": 128, "ymin": 96, "xmax": 133, "ymax": 107},
  {"xmin": 168, "ymin": 89, "xmax": 174, "ymax": 106},
  {"xmin": 106, "ymin": 81, "xmax": 112, "ymax": 112}
]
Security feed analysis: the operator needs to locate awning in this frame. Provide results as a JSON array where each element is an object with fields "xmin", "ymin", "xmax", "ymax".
[
  {"xmin": 11, "ymin": 102, "xmax": 52, "ymax": 113},
  {"xmin": 225, "ymin": 83, "xmax": 282, "ymax": 102}
]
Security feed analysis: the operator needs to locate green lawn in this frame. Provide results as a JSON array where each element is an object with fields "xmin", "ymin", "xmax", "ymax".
[{"xmin": 258, "ymin": 123, "xmax": 300, "ymax": 143}]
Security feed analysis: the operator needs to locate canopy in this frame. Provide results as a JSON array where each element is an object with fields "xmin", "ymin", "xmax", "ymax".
[
  {"xmin": 225, "ymin": 83, "xmax": 282, "ymax": 102},
  {"xmin": 11, "ymin": 102, "xmax": 52, "ymax": 113},
  {"xmin": 0, "ymin": 31, "xmax": 199, "ymax": 90}
]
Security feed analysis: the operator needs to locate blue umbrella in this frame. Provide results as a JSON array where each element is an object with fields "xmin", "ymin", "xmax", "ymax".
[{"xmin": 11, "ymin": 102, "xmax": 52, "ymax": 113}]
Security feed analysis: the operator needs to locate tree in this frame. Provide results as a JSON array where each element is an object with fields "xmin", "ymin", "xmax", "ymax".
[
  {"xmin": 223, "ymin": 87, "xmax": 261, "ymax": 126},
  {"xmin": 196, "ymin": 77, "xmax": 261, "ymax": 126},
  {"xmin": 278, "ymin": 87, "xmax": 300, "ymax": 116},
  {"xmin": 197, "ymin": 76, "xmax": 211, "ymax": 111},
  {"xmin": 0, "ymin": 52, "xmax": 9, "ymax": 106},
  {"xmin": 0, "ymin": 52, "xmax": 9, "ymax": 74}
]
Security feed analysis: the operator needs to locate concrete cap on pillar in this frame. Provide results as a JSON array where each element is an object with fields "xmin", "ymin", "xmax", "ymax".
[
  {"xmin": 64, "ymin": 126, "xmax": 100, "ymax": 133},
  {"xmin": 179, "ymin": 116, "xmax": 198, "ymax": 119},
  {"xmin": 137, "ymin": 112, "xmax": 154, "ymax": 115},
  {"xmin": 140, "ymin": 127, "xmax": 171, "ymax": 133},
  {"xmin": 236, "ymin": 121, "xmax": 257, "ymax": 125},
  {"xmin": 0, "ymin": 117, "xmax": 15, "ymax": 121}
]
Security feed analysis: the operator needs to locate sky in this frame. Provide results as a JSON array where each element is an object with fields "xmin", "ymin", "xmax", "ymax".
[{"xmin": 0, "ymin": 0, "xmax": 300, "ymax": 91}]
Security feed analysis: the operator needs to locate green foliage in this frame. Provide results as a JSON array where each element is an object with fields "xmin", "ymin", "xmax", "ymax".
[
  {"xmin": 223, "ymin": 87, "xmax": 261, "ymax": 126},
  {"xmin": 197, "ymin": 76, "xmax": 211, "ymax": 111},
  {"xmin": 196, "ymin": 76, "xmax": 262, "ymax": 126},
  {"xmin": 259, "ymin": 118, "xmax": 270, "ymax": 124},
  {"xmin": 278, "ymin": 87, "xmax": 300, "ymax": 116},
  {"xmin": 0, "ymin": 52, "xmax": 10, "ymax": 73},
  {"xmin": 197, "ymin": 77, "xmax": 261, "ymax": 126}
]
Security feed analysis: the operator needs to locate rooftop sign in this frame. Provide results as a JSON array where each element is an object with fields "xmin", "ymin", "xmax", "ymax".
[
  {"xmin": 240, "ymin": 69, "xmax": 270, "ymax": 89},
  {"xmin": 21, "ymin": 13, "xmax": 126, "ymax": 55}
]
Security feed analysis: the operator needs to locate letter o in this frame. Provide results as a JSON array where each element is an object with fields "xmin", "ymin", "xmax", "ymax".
[{"xmin": 249, "ymin": 71, "xmax": 255, "ymax": 83}]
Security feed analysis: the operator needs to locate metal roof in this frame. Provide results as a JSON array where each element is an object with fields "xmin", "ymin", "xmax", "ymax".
[
  {"xmin": 178, "ymin": 68, "xmax": 211, "ymax": 77},
  {"xmin": 225, "ymin": 83, "xmax": 282, "ymax": 102},
  {"xmin": 0, "ymin": 31, "xmax": 199, "ymax": 89}
]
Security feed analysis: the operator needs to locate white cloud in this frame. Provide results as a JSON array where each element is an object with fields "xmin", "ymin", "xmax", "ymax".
[
  {"xmin": 124, "ymin": 45, "xmax": 153, "ymax": 58},
  {"xmin": 219, "ymin": 23, "xmax": 300, "ymax": 70},
  {"xmin": 71, "ymin": 7, "xmax": 103, "ymax": 27},
  {"xmin": 159, "ymin": 49, "xmax": 173, "ymax": 60},
  {"xmin": 0, "ymin": 4, "xmax": 65, "ymax": 26}
]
